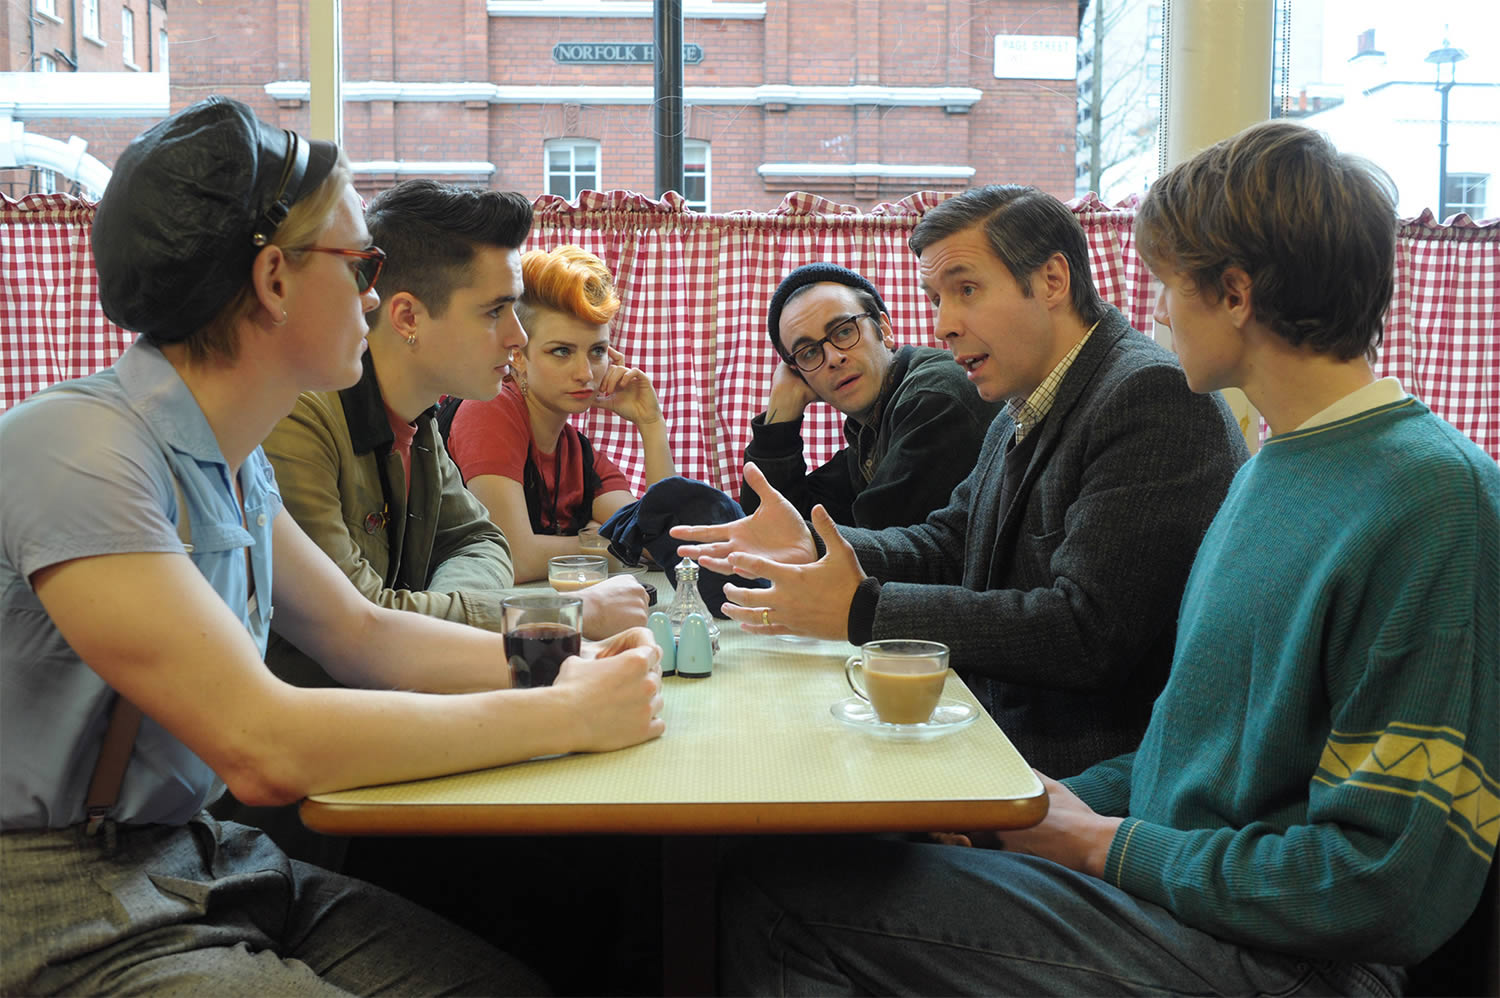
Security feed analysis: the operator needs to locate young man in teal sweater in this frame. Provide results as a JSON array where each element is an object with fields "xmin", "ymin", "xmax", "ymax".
[{"xmin": 717, "ymin": 121, "xmax": 1498, "ymax": 995}]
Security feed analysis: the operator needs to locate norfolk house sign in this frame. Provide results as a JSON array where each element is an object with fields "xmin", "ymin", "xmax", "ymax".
[{"xmin": 553, "ymin": 42, "xmax": 705, "ymax": 64}]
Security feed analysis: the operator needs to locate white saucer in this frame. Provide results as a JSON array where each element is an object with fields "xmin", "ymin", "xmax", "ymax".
[{"xmin": 830, "ymin": 697, "xmax": 979, "ymax": 740}]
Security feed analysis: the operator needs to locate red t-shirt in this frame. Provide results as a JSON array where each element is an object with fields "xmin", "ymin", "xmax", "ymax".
[
  {"xmin": 384, "ymin": 401, "xmax": 417, "ymax": 497},
  {"xmin": 446, "ymin": 380, "xmax": 630, "ymax": 533}
]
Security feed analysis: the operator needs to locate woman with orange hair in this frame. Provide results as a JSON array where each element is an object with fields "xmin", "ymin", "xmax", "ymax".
[{"xmin": 446, "ymin": 245, "xmax": 675, "ymax": 581}]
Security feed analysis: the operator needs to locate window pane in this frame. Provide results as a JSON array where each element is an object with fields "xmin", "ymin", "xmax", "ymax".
[
  {"xmin": 572, "ymin": 146, "xmax": 597, "ymax": 170},
  {"xmin": 548, "ymin": 148, "xmax": 570, "ymax": 171},
  {"xmin": 1077, "ymin": 0, "xmax": 1164, "ymax": 203},
  {"xmin": 1276, "ymin": 0, "xmax": 1499, "ymax": 219}
]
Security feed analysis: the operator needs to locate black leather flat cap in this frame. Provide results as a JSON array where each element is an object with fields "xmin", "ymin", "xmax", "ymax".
[{"xmin": 91, "ymin": 96, "xmax": 338, "ymax": 340}]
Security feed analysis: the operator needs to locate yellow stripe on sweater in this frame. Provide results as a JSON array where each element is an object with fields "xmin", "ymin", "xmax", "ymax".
[{"xmin": 1317, "ymin": 726, "xmax": 1498, "ymax": 854}]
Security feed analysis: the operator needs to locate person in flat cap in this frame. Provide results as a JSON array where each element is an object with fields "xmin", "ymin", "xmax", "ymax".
[
  {"xmin": 0, "ymin": 97, "xmax": 663, "ymax": 995},
  {"xmin": 741, "ymin": 262, "xmax": 1004, "ymax": 529},
  {"xmin": 677, "ymin": 185, "xmax": 1249, "ymax": 779}
]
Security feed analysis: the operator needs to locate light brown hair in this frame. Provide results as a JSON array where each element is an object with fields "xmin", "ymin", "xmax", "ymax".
[{"xmin": 1135, "ymin": 120, "xmax": 1397, "ymax": 361}]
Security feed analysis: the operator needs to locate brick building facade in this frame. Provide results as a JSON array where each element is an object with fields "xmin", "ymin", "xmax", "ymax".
[{"xmin": 7, "ymin": 0, "xmax": 1079, "ymax": 209}]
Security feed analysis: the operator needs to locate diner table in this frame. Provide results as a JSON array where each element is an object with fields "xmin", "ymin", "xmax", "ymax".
[{"xmin": 301, "ymin": 571, "xmax": 1047, "ymax": 992}]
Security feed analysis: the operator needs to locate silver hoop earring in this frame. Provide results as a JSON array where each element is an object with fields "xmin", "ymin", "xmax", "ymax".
[{"xmin": 404, "ymin": 333, "xmax": 418, "ymax": 348}]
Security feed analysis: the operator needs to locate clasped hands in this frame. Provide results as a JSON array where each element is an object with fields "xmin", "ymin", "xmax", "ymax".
[
  {"xmin": 932, "ymin": 772, "xmax": 1123, "ymax": 878},
  {"xmin": 670, "ymin": 463, "xmax": 866, "ymax": 641}
]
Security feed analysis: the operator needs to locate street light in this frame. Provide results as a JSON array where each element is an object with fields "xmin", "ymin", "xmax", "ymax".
[{"xmin": 1424, "ymin": 39, "xmax": 1467, "ymax": 221}]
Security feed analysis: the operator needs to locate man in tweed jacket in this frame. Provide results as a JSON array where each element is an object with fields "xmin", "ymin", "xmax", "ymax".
[{"xmin": 677, "ymin": 185, "xmax": 1248, "ymax": 777}]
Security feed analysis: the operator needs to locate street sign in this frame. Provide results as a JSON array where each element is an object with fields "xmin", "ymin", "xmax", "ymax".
[{"xmin": 553, "ymin": 42, "xmax": 704, "ymax": 65}]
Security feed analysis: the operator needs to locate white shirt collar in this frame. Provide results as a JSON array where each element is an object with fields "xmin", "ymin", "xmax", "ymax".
[{"xmin": 1293, "ymin": 377, "xmax": 1407, "ymax": 431}]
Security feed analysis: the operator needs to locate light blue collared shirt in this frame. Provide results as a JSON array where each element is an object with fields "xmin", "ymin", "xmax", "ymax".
[{"xmin": 0, "ymin": 341, "xmax": 282, "ymax": 828}]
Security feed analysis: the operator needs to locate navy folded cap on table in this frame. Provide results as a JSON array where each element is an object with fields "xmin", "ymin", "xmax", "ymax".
[{"xmin": 600, "ymin": 477, "xmax": 768, "ymax": 619}]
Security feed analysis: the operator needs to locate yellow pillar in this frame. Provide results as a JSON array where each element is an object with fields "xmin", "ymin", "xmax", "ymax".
[
  {"xmin": 1162, "ymin": 0, "xmax": 1274, "ymax": 453},
  {"xmin": 308, "ymin": 0, "xmax": 343, "ymax": 145}
]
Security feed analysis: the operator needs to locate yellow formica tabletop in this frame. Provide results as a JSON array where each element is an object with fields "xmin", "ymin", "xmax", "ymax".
[{"xmin": 301, "ymin": 574, "xmax": 1047, "ymax": 837}]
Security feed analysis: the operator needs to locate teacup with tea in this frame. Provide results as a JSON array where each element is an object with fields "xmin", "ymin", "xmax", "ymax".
[
  {"xmin": 548, "ymin": 554, "xmax": 608, "ymax": 593},
  {"xmin": 844, "ymin": 639, "xmax": 949, "ymax": 725}
]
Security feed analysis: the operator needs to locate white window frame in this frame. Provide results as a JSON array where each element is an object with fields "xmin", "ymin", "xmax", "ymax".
[
  {"xmin": 159, "ymin": 27, "xmax": 169, "ymax": 72},
  {"xmin": 544, "ymin": 138, "xmax": 601, "ymax": 200},
  {"xmin": 1445, "ymin": 173, "xmax": 1488, "ymax": 218},
  {"xmin": 35, "ymin": 0, "xmax": 59, "ymax": 19},
  {"xmin": 683, "ymin": 140, "xmax": 710, "ymax": 212},
  {"xmin": 36, "ymin": 53, "xmax": 59, "ymax": 72},
  {"xmin": 83, "ymin": 0, "xmax": 100, "ymax": 40},
  {"xmin": 122, "ymin": 7, "xmax": 138, "ymax": 69}
]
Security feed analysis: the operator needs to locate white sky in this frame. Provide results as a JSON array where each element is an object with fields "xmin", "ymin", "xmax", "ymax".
[{"xmin": 1317, "ymin": 0, "xmax": 1500, "ymax": 84}]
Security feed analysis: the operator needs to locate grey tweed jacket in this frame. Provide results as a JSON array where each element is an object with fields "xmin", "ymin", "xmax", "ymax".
[{"xmin": 843, "ymin": 305, "xmax": 1248, "ymax": 777}]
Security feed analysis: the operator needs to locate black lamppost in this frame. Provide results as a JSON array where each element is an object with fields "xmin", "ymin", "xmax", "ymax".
[{"xmin": 1424, "ymin": 40, "xmax": 1467, "ymax": 221}]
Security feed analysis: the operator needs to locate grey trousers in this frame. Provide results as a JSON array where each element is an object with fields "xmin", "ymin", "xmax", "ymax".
[{"xmin": 1, "ymin": 813, "xmax": 547, "ymax": 996}]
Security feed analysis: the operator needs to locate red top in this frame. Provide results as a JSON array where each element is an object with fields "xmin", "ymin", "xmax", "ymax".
[
  {"xmin": 446, "ymin": 380, "xmax": 631, "ymax": 532},
  {"xmin": 383, "ymin": 401, "xmax": 417, "ymax": 496}
]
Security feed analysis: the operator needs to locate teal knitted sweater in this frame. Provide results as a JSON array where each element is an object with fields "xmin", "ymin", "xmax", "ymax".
[{"xmin": 1065, "ymin": 398, "xmax": 1499, "ymax": 965}]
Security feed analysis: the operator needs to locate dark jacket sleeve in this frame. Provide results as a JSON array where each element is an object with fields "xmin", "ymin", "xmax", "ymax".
[
  {"xmin": 849, "ymin": 382, "xmax": 1000, "ymax": 529},
  {"xmin": 855, "ymin": 362, "xmax": 1244, "ymax": 694},
  {"xmin": 740, "ymin": 412, "xmax": 860, "ymax": 524}
]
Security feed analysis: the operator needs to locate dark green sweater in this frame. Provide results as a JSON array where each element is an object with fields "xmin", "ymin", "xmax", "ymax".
[{"xmin": 1066, "ymin": 398, "xmax": 1500, "ymax": 966}]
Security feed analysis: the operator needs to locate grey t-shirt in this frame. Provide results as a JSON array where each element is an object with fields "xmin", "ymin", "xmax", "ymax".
[{"xmin": 0, "ymin": 342, "xmax": 281, "ymax": 829}]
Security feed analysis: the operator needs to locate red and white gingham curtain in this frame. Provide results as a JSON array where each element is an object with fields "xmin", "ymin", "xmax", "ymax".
[
  {"xmin": 3, "ymin": 190, "xmax": 1496, "ymax": 492},
  {"xmin": 0, "ymin": 195, "xmax": 135, "ymax": 412}
]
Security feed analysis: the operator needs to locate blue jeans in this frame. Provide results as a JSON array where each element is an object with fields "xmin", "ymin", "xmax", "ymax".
[
  {"xmin": 1, "ymin": 813, "xmax": 546, "ymax": 996},
  {"xmin": 718, "ymin": 837, "xmax": 1404, "ymax": 997}
]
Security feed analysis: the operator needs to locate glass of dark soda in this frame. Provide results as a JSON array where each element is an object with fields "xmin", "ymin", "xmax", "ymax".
[{"xmin": 502, "ymin": 594, "xmax": 584, "ymax": 688}]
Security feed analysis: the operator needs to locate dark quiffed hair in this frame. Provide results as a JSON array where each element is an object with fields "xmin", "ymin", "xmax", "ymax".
[
  {"xmin": 1135, "ymin": 120, "xmax": 1397, "ymax": 361},
  {"xmin": 909, "ymin": 185, "xmax": 1105, "ymax": 326},
  {"xmin": 364, "ymin": 180, "xmax": 533, "ymax": 317}
]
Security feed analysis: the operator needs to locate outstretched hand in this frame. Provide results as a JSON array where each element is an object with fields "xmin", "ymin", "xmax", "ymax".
[
  {"xmin": 716, "ymin": 504, "xmax": 865, "ymax": 641},
  {"xmin": 670, "ymin": 463, "xmax": 818, "ymax": 576}
]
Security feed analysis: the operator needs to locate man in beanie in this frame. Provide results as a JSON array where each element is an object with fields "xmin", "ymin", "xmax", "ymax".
[
  {"xmin": 678, "ymin": 186, "xmax": 1248, "ymax": 777},
  {"xmin": 742, "ymin": 262, "xmax": 1005, "ymax": 528}
]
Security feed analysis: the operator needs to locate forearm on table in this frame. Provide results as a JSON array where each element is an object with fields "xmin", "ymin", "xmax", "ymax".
[
  {"xmin": 311, "ymin": 600, "xmax": 511, "ymax": 693},
  {"xmin": 233, "ymin": 682, "xmax": 583, "ymax": 806}
]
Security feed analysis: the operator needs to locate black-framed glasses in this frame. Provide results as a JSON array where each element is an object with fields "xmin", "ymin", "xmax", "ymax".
[
  {"xmin": 305, "ymin": 245, "xmax": 386, "ymax": 293},
  {"xmin": 790, "ymin": 313, "xmax": 873, "ymax": 373}
]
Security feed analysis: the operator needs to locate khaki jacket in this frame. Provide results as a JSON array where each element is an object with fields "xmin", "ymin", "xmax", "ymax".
[{"xmin": 263, "ymin": 352, "xmax": 513, "ymax": 687}]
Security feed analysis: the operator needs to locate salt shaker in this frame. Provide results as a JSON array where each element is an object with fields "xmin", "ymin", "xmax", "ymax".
[
  {"xmin": 677, "ymin": 613, "xmax": 714, "ymax": 678},
  {"xmin": 667, "ymin": 558, "xmax": 720, "ymax": 653},
  {"xmin": 647, "ymin": 611, "xmax": 677, "ymax": 677}
]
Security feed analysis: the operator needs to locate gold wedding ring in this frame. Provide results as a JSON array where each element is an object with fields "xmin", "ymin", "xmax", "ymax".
[{"xmin": 762, "ymin": 609, "xmax": 771, "ymax": 626}]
